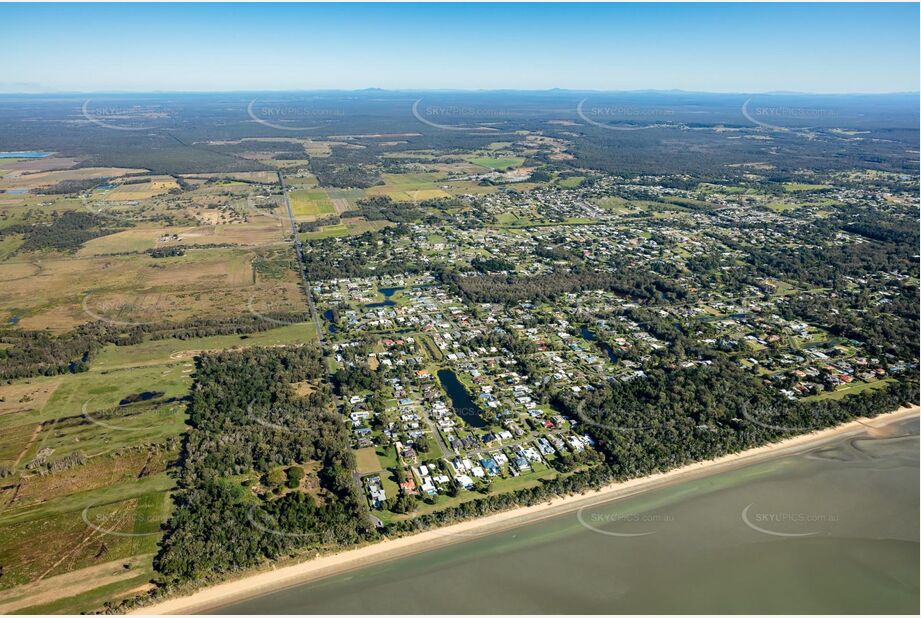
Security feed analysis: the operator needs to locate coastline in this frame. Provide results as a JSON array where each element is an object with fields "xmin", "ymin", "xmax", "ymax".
[{"xmin": 135, "ymin": 405, "xmax": 919, "ymax": 615}]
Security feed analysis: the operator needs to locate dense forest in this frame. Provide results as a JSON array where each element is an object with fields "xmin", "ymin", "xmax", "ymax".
[
  {"xmin": 0, "ymin": 211, "xmax": 123, "ymax": 253},
  {"xmin": 441, "ymin": 268, "xmax": 689, "ymax": 305},
  {"xmin": 153, "ymin": 347, "xmax": 373, "ymax": 587},
  {"xmin": 554, "ymin": 353, "xmax": 917, "ymax": 478}
]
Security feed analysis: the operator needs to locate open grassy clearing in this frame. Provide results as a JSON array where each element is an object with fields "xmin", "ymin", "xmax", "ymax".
[
  {"xmin": 1, "ymin": 448, "xmax": 177, "ymax": 512},
  {"xmin": 0, "ymin": 556, "xmax": 155, "ymax": 614},
  {"xmin": 556, "ymin": 175, "xmax": 585, "ymax": 188},
  {"xmin": 0, "ymin": 359, "xmax": 185, "ymax": 611},
  {"xmin": 77, "ymin": 222, "xmax": 286, "ymax": 256},
  {"xmin": 300, "ymin": 217, "xmax": 391, "ymax": 240},
  {"xmin": 0, "ymin": 499, "xmax": 145, "ymax": 591},
  {"xmin": 0, "ymin": 422, "xmax": 41, "ymax": 467},
  {"xmin": 354, "ymin": 447, "xmax": 383, "ymax": 475},
  {"xmin": 0, "ymin": 379, "xmax": 62, "ymax": 417},
  {"xmin": 0, "ymin": 364, "xmax": 191, "ymax": 430},
  {"xmin": 21, "ymin": 403, "xmax": 185, "ymax": 463},
  {"xmin": 465, "ymin": 155, "xmax": 525, "ymax": 170},
  {"xmin": 0, "ymin": 477, "xmax": 174, "ymax": 614},
  {"xmin": 364, "ymin": 172, "xmax": 453, "ymax": 202},
  {"xmin": 0, "ymin": 234, "xmax": 25, "ymax": 258},
  {"xmin": 99, "ymin": 177, "xmax": 179, "ymax": 201},
  {"xmin": 766, "ymin": 201, "xmax": 801, "ymax": 212},
  {"xmin": 782, "ymin": 182, "xmax": 832, "ymax": 192},
  {"xmin": 593, "ymin": 196, "xmax": 674, "ymax": 215},
  {"xmin": 92, "ymin": 321, "xmax": 317, "ymax": 369},
  {"xmin": 802, "ymin": 378, "xmax": 894, "ymax": 402},
  {"xmin": 3, "ymin": 247, "xmax": 304, "ymax": 331},
  {"xmin": 289, "ymin": 189, "xmax": 335, "ymax": 218},
  {"xmin": 0, "ymin": 167, "xmax": 146, "ymax": 192}
]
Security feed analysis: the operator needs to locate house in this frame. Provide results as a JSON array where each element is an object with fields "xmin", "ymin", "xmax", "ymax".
[
  {"xmin": 512, "ymin": 456, "xmax": 530, "ymax": 472},
  {"xmin": 480, "ymin": 458, "xmax": 500, "ymax": 476}
]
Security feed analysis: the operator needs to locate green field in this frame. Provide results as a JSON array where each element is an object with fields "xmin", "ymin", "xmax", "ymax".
[
  {"xmin": 364, "ymin": 172, "xmax": 452, "ymax": 202},
  {"xmin": 557, "ymin": 175, "xmax": 585, "ymax": 188},
  {"xmin": 766, "ymin": 202, "xmax": 801, "ymax": 212},
  {"xmin": 0, "ymin": 365, "xmax": 192, "ymax": 431},
  {"xmin": 466, "ymin": 156, "xmax": 525, "ymax": 170},
  {"xmin": 300, "ymin": 219, "xmax": 391, "ymax": 240},
  {"xmin": 783, "ymin": 183, "xmax": 832, "ymax": 192},
  {"xmin": 92, "ymin": 322, "xmax": 317, "ymax": 369},
  {"xmin": 802, "ymin": 378, "xmax": 893, "ymax": 402},
  {"xmin": 290, "ymin": 189, "xmax": 335, "ymax": 217}
]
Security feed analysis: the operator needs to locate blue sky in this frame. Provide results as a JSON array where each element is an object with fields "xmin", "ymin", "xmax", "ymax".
[{"xmin": 3, "ymin": 3, "xmax": 918, "ymax": 93}]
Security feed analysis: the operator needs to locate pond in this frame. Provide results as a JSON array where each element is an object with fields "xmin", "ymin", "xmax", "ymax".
[
  {"xmin": 322, "ymin": 309, "xmax": 337, "ymax": 333},
  {"xmin": 579, "ymin": 325, "xmax": 618, "ymax": 363},
  {"xmin": 437, "ymin": 369, "xmax": 488, "ymax": 429},
  {"xmin": 365, "ymin": 286, "xmax": 403, "ymax": 309}
]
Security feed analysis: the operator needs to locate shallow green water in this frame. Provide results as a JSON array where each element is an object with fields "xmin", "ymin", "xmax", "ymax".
[{"xmin": 212, "ymin": 418, "xmax": 919, "ymax": 614}]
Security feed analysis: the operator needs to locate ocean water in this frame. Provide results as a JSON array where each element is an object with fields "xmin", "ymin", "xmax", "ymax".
[{"xmin": 211, "ymin": 417, "xmax": 919, "ymax": 614}]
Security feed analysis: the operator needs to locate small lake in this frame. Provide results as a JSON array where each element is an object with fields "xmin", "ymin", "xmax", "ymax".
[
  {"xmin": 322, "ymin": 309, "xmax": 337, "ymax": 334},
  {"xmin": 0, "ymin": 151, "xmax": 51, "ymax": 158},
  {"xmin": 579, "ymin": 325, "xmax": 617, "ymax": 363},
  {"xmin": 365, "ymin": 287, "xmax": 403, "ymax": 309},
  {"xmin": 437, "ymin": 369, "xmax": 488, "ymax": 429}
]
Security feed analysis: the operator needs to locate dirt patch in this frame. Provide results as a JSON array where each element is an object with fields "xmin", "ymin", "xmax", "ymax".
[
  {"xmin": 0, "ymin": 556, "xmax": 149, "ymax": 613},
  {"xmin": 292, "ymin": 381, "xmax": 316, "ymax": 396},
  {"xmin": 0, "ymin": 380, "xmax": 61, "ymax": 416},
  {"xmin": 330, "ymin": 197, "xmax": 351, "ymax": 214}
]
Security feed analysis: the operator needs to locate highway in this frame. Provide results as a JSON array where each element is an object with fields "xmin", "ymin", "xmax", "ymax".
[{"xmin": 277, "ymin": 171, "xmax": 325, "ymax": 347}]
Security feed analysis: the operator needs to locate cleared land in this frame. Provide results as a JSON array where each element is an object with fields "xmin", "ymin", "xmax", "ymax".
[
  {"xmin": 290, "ymin": 189, "xmax": 336, "ymax": 218},
  {"xmin": 466, "ymin": 156, "xmax": 525, "ymax": 170},
  {"xmin": 3, "ymin": 248, "xmax": 303, "ymax": 331}
]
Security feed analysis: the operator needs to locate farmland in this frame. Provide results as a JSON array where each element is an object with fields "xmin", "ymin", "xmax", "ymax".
[
  {"xmin": 289, "ymin": 189, "xmax": 336, "ymax": 218},
  {"xmin": 466, "ymin": 156, "xmax": 526, "ymax": 170},
  {"xmin": 364, "ymin": 172, "xmax": 453, "ymax": 202},
  {"xmin": 0, "ymin": 160, "xmax": 324, "ymax": 612}
]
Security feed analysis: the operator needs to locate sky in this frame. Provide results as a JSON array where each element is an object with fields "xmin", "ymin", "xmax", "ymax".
[{"xmin": 2, "ymin": 3, "xmax": 919, "ymax": 94}]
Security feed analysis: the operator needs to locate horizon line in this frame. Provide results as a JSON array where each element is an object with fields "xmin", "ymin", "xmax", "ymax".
[{"xmin": 0, "ymin": 88, "xmax": 918, "ymax": 97}]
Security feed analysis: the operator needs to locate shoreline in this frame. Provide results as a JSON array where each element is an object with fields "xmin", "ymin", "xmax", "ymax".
[{"xmin": 135, "ymin": 405, "xmax": 919, "ymax": 615}]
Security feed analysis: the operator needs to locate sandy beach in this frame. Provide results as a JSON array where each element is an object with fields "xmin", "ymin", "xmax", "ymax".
[{"xmin": 136, "ymin": 405, "xmax": 919, "ymax": 615}]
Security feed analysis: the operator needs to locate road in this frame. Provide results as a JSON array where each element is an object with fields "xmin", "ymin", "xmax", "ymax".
[
  {"xmin": 277, "ymin": 171, "xmax": 325, "ymax": 347},
  {"xmin": 423, "ymin": 415, "xmax": 455, "ymax": 458},
  {"xmin": 277, "ymin": 171, "xmax": 375, "ymax": 512}
]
